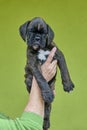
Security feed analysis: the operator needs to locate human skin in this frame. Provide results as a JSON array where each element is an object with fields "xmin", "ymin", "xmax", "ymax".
[{"xmin": 24, "ymin": 47, "xmax": 57, "ymax": 118}]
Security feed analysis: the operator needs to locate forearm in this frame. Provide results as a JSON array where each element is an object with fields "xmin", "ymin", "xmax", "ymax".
[{"xmin": 24, "ymin": 77, "xmax": 44, "ymax": 118}]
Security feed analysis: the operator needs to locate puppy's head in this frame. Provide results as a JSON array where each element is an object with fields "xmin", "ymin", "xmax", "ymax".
[{"xmin": 19, "ymin": 17, "xmax": 54, "ymax": 50}]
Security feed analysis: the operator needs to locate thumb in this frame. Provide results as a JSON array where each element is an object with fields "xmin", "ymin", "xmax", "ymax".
[{"xmin": 46, "ymin": 47, "xmax": 57, "ymax": 64}]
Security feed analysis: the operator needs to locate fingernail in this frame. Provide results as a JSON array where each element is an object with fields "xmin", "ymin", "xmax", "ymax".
[{"xmin": 53, "ymin": 47, "xmax": 57, "ymax": 52}]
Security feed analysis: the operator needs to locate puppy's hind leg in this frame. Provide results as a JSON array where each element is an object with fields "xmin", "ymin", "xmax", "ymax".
[
  {"xmin": 24, "ymin": 65, "xmax": 33, "ymax": 93},
  {"xmin": 43, "ymin": 103, "xmax": 51, "ymax": 130}
]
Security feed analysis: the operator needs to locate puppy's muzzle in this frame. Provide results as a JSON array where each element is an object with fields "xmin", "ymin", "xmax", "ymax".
[
  {"xmin": 32, "ymin": 34, "xmax": 41, "ymax": 50},
  {"xmin": 32, "ymin": 44, "xmax": 40, "ymax": 50}
]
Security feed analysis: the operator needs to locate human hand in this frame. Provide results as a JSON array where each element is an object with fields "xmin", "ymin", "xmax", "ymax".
[{"xmin": 41, "ymin": 47, "xmax": 57, "ymax": 82}]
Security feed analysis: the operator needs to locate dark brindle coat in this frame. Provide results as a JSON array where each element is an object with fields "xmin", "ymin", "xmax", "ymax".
[{"xmin": 19, "ymin": 17, "xmax": 74, "ymax": 130}]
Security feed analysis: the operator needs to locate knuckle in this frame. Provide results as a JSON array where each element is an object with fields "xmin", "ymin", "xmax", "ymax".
[
  {"xmin": 51, "ymin": 70, "xmax": 54, "ymax": 75},
  {"xmin": 53, "ymin": 60, "xmax": 57, "ymax": 65},
  {"xmin": 49, "ymin": 53, "xmax": 53, "ymax": 60},
  {"xmin": 48, "ymin": 66, "xmax": 51, "ymax": 71}
]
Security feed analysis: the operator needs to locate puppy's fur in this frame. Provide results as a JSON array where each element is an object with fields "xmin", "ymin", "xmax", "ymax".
[{"xmin": 19, "ymin": 17, "xmax": 74, "ymax": 130}]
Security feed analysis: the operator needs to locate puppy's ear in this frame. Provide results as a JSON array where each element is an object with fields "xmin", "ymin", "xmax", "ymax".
[
  {"xmin": 47, "ymin": 24, "xmax": 54, "ymax": 45},
  {"xmin": 19, "ymin": 21, "xmax": 30, "ymax": 41}
]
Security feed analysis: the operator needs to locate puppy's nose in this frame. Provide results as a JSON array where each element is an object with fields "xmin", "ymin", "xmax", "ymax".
[{"xmin": 35, "ymin": 37, "xmax": 40, "ymax": 41}]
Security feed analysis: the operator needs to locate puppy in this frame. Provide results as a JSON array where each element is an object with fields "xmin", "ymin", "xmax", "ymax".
[{"xmin": 19, "ymin": 17, "xmax": 74, "ymax": 130}]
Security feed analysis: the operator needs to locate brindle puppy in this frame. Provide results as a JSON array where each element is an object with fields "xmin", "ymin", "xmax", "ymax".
[{"xmin": 19, "ymin": 17, "xmax": 74, "ymax": 130}]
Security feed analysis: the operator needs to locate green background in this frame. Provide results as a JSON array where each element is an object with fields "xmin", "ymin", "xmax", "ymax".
[{"xmin": 0, "ymin": 0, "xmax": 87, "ymax": 130}]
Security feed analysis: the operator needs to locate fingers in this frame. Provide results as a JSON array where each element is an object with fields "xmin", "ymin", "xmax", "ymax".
[
  {"xmin": 51, "ymin": 63, "xmax": 57, "ymax": 76},
  {"xmin": 50, "ymin": 60, "xmax": 57, "ymax": 67},
  {"xmin": 48, "ymin": 60, "xmax": 57, "ymax": 76},
  {"xmin": 50, "ymin": 60, "xmax": 57, "ymax": 72},
  {"xmin": 46, "ymin": 47, "xmax": 57, "ymax": 64},
  {"xmin": 41, "ymin": 47, "xmax": 57, "ymax": 82}
]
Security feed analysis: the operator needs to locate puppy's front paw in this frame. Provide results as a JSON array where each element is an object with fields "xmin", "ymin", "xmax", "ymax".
[
  {"xmin": 42, "ymin": 89, "xmax": 54, "ymax": 103},
  {"xmin": 63, "ymin": 81, "xmax": 74, "ymax": 92}
]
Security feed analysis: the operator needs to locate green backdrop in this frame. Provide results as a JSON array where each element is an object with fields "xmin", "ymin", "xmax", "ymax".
[{"xmin": 0, "ymin": 0, "xmax": 87, "ymax": 130}]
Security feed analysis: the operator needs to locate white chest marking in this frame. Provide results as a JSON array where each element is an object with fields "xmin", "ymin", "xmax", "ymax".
[{"xmin": 38, "ymin": 49, "xmax": 50, "ymax": 61}]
